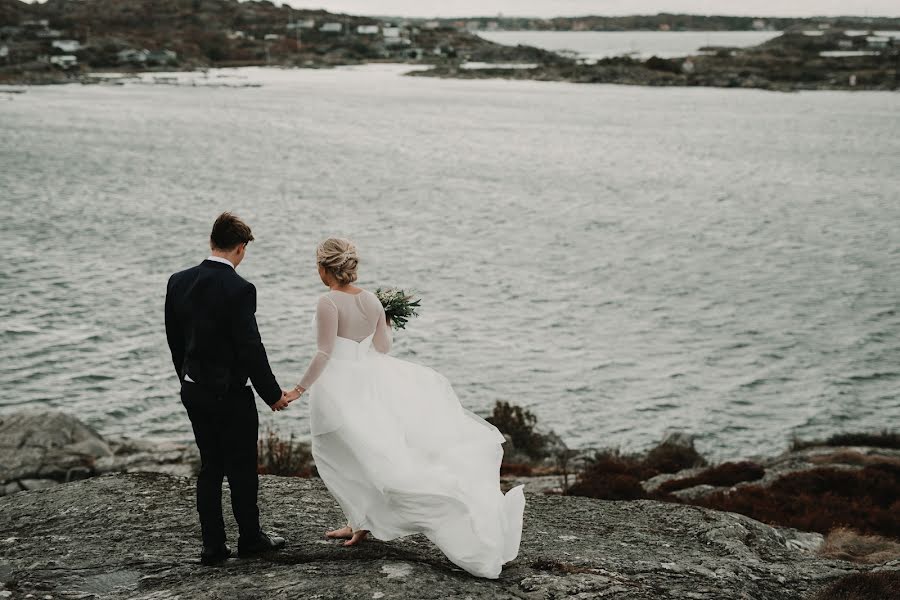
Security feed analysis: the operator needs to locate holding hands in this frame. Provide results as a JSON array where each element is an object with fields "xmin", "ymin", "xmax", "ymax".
[{"xmin": 272, "ymin": 386, "xmax": 304, "ymax": 411}]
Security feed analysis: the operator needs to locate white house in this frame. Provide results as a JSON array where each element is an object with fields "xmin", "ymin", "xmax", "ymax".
[
  {"xmin": 287, "ymin": 19, "xmax": 316, "ymax": 30},
  {"xmin": 52, "ymin": 39, "xmax": 80, "ymax": 52},
  {"xmin": 423, "ymin": 20, "xmax": 440, "ymax": 30},
  {"xmin": 117, "ymin": 48, "xmax": 149, "ymax": 64},
  {"xmin": 49, "ymin": 54, "xmax": 77, "ymax": 68},
  {"xmin": 356, "ymin": 25, "xmax": 379, "ymax": 35},
  {"xmin": 147, "ymin": 49, "xmax": 177, "ymax": 64},
  {"xmin": 0, "ymin": 46, "xmax": 8, "ymax": 59},
  {"xmin": 264, "ymin": 33, "xmax": 282, "ymax": 41},
  {"xmin": 319, "ymin": 22, "xmax": 342, "ymax": 33},
  {"xmin": 867, "ymin": 36, "xmax": 890, "ymax": 49},
  {"xmin": 382, "ymin": 26, "xmax": 400, "ymax": 38}
]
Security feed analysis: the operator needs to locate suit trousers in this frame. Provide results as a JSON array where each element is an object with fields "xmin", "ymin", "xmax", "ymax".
[{"xmin": 181, "ymin": 382, "xmax": 260, "ymax": 547}]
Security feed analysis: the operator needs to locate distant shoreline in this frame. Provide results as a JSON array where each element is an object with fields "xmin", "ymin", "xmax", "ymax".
[{"xmin": 1, "ymin": 0, "xmax": 897, "ymax": 91}]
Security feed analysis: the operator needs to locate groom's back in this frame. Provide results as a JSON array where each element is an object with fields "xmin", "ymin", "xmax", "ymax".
[{"xmin": 166, "ymin": 261, "xmax": 251, "ymax": 391}]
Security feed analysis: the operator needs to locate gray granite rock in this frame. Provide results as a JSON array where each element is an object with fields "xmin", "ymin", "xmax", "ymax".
[
  {"xmin": 0, "ymin": 411, "xmax": 112, "ymax": 483},
  {"xmin": 0, "ymin": 412, "xmax": 200, "ymax": 496},
  {"xmin": 0, "ymin": 472, "xmax": 881, "ymax": 600}
]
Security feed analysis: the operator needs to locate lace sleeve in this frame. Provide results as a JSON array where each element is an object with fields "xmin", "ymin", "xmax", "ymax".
[
  {"xmin": 370, "ymin": 292, "xmax": 392, "ymax": 354},
  {"xmin": 298, "ymin": 295, "xmax": 338, "ymax": 389}
]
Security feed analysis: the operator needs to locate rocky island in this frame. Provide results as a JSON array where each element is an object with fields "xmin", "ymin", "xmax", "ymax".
[{"xmin": 1, "ymin": 410, "xmax": 898, "ymax": 599}]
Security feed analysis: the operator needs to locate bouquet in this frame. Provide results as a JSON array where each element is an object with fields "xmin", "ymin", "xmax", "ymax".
[{"xmin": 375, "ymin": 288, "xmax": 421, "ymax": 331}]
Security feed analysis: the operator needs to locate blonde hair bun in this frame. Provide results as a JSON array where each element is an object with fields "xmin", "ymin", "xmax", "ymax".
[{"xmin": 317, "ymin": 237, "xmax": 359, "ymax": 285}]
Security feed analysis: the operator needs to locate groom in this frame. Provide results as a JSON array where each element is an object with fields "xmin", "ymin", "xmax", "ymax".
[{"xmin": 165, "ymin": 212, "xmax": 297, "ymax": 566}]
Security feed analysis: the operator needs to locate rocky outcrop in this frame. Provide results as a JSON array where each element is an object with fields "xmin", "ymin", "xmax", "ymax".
[
  {"xmin": 0, "ymin": 472, "xmax": 893, "ymax": 599},
  {"xmin": 642, "ymin": 445, "xmax": 900, "ymax": 500},
  {"xmin": 0, "ymin": 412, "xmax": 197, "ymax": 496}
]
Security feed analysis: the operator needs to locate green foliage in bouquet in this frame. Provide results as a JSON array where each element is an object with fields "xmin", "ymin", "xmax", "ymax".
[{"xmin": 375, "ymin": 288, "xmax": 421, "ymax": 331}]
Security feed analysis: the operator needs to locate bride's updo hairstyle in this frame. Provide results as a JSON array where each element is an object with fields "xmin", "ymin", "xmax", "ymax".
[{"xmin": 317, "ymin": 237, "xmax": 359, "ymax": 285}]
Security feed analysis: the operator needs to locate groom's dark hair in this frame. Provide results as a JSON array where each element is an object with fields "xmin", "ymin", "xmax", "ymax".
[{"xmin": 210, "ymin": 212, "xmax": 254, "ymax": 250}]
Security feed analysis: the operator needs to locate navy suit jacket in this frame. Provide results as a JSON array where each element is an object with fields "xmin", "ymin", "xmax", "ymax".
[{"xmin": 165, "ymin": 259, "xmax": 282, "ymax": 405}]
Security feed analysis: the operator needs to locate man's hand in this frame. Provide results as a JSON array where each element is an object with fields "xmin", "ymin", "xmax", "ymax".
[
  {"xmin": 271, "ymin": 391, "xmax": 292, "ymax": 411},
  {"xmin": 271, "ymin": 388, "xmax": 302, "ymax": 411}
]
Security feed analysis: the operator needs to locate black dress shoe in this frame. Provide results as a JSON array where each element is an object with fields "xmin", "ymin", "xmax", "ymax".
[
  {"xmin": 238, "ymin": 530, "xmax": 286, "ymax": 557},
  {"xmin": 200, "ymin": 544, "xmax": 232, "ymax": 566}
]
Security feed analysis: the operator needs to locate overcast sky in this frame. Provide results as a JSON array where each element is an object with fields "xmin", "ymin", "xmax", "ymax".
[{"xmin": 285, "ymin": 1, "xmax": 900, "ymax": 18}]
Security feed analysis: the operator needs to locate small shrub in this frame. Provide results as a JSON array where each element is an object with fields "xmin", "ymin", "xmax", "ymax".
[
  {"xmin": 809, "ymin": 571, "xmax": 900, "ymax": 600},
  {"xmin": 643, "ymin": 437, "xmax": 707, "ymax": 474},
  {"xmin": 500, "ymin": 463, "xmax": 533, "ymax": 476},
  {"xmin": 657, "ymin": 461, "xmax": 765, "ymax": 495},
  {"xmin": 487, "ymin": 401, "xmax": 548, "ymax": 460},
  {"xmin": 820, "ymin": 527, "xmax": 900, "ymax": 564},
  {"xmin": 567, "ymin": 472, "xmax": 647, "ymax": 501},
  {"xmin": 257, "ymin": 428, "xmax": 314, "ymax": 477},
  {"xmin": 791, "ymin": 430, "xmax": 900, "ymax": 451}
]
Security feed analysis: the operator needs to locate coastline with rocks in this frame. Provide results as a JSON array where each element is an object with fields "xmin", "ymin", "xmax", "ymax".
[
  {"xmin": 0, "ymin": 0, "xmax": 897, "ymax": 91},
  {"xmin": 1, "ymin": 410, "xmax": 897, "ymax": 598}
]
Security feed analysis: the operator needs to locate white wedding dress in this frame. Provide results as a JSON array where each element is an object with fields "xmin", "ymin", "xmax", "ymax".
[{"xmin": 296, "ymin": 290, "xmax": 525, "ymax": 579}]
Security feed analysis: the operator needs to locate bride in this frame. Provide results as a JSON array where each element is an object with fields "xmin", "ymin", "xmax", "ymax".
[{"xmin": 282, "ymin": 237, "xmax": 524, "ymax": 579}]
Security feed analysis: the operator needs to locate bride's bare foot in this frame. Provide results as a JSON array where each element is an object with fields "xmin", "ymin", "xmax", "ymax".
[
  {"xmin": 343, "ymin": 530, "xmax": 369, "ymax": 547},
  {"xmin": 325, "ymin": 525, "xmax": 353, "ymax": 539}
]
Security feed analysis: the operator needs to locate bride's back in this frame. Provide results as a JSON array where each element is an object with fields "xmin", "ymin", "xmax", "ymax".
[{"xmin": 323, "ymin": 289, "xmax": 383, "ymax": 342}]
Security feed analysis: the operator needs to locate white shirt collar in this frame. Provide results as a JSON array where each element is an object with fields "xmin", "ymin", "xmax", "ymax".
[{"xmin": 206, "ymin": 255, "xmax": 235, "ymax": 269}]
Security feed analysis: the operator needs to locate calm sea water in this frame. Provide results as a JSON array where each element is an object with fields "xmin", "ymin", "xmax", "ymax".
[
  {"xmin": 2, "ymin": 65, "xmax": 899, "ymax": 460},
  {"xmin": 478, "ymin": 30, "xmax": 782, "ymax": 59}
]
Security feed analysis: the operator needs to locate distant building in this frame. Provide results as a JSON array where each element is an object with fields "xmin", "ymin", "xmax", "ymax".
[
  {"xmin": 866, "ymin": 36, "xmax": 890, "ymax": 49},
  {"xmin": 752, "ymin": 19, "xmax": 767, "ymax": 31},
  {"xmin": 227, "ymin": 30, "xmax": 246, "ymax": 40},
  {"xmin": 486, "ymin": 21, "xmax": 499, "ymax": 31},
  {"xmin": 681, "ymin": 58, "xmax": 695, "ymax": 74},
  {"xmin": 117, "ymin": 49, "xmax": 149, "ymax": 64},
  {"xmin": 22, "ymin": 19, "xmax": 49, "ymax": 29},
  {"xmin": 264, "ymin": 33, "xmax": 282, "ymax": 41},
  {"xmin": 52, "ymin": 39, "xmax": 80, "ymax": 53},
  {"xmin": 356, "ymin": 25, "xmax": 379, "ymax": 35},
  {"xmin": 0, "ymin": 45, "xmax": 8, "ymax": 61},
  {"xmin": 659, "ymin": 23, "xmax": 671, "ymax": 31},
  {"xmin": 319, "ymin": 22, "xmax": 342, "ymax": 33},
  {"xmin": 465, "ymin": 20, "xmax": 480, "ymax": 31},
  {"xmin": 49, "ymin": 54, "xmax": 77, "ymax": 68},
  {"xmin": 423, "ymin": 21, "xmax": 440, "ymax": 30},
  {"xmin": 382, "ymin": 26, "xmax": 400, "ymax": 38},
  {"xmin": 147, "ymin": 49, "xmax": 177, "ymax": 65},
  {"xmin": 35, "ymin": 29, "xmax": 62, "ymax": 39},
  {"xmin": 838, "ymin": 39, "xmax": 854, "ymax": 49},
  {"xmin": 0, "ymin": 26, "xmax": 23, "ymax": 39},
  {"xmin": 287, "ymin": 19, "xmax": 315, "ymax": 30}
]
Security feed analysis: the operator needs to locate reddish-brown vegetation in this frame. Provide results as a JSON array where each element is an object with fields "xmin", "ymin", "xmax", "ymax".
[
  {"xmin": 820, "ymin": 527, "xmax": 900, "ymax": 564},
  {"xmin": 792, "ymin": 430, "xmax": 900, "ymax": 451},
  {"xmin": 499, "ymin": 463, "xmax": 534, "ymax": 476},
  {"xmin": 808, "ymin": 450, "xmax": 900, "ymax": 468},
  {"xmin": 656, "ymin": 461, "xmax": 765, "ymax": 495},
  {"xmin": 809, "ymin": 570, "xmax": 900, "ymax": 600},
  {"xmin": 566, "ymin": 436, "xmax": 709, "ymax": 501},
  {"xmin": 257, "ymin": 428, "xmax": 314, "ymax": 477},
  {"xmin": 693, "ymin": 463, "xmax": 900, "ymax": 539}
]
